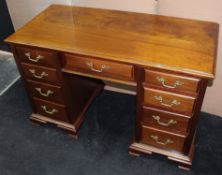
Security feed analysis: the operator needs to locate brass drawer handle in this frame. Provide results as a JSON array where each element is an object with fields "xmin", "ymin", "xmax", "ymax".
[
  {"xmin": 154, "ymin": 96, "xmax": 181, "ymax": 108},
  {"xmin": 152, "ymin": 115, "xmax": 177, "ymax": 127},
  {"xmin": 156, "ymin": 77, "xmax": 184, "ymax": 89},
  {"xmin": 41, "ymin": 105, "xmax": 58, "ymax": 115},
  {"xmin": 25, "ymin": 52, "xmax": 44, "ymax": 63},
  {"xmin": 35, "ymin": 88, "xmax": 54, "ymax": 97},
  {"xmin": 86, "ymin": 61, "xmax": 109, "ymax": 73},
  {"xmin": 150, "ymin": 135, "xmax": 174, "ymax": 145},
  {"xmin": 29, "ymin": 69, "xmax": 48, "ymax": 79}
]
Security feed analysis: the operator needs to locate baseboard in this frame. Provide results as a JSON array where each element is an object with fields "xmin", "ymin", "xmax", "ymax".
[{"xmin": 0, "ymin": 50, "xmax": 13, "ymax": 56}]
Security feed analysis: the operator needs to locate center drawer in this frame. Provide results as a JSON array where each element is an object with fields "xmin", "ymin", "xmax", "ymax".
[
  {"xmin": 63, "ymin": 54, "xmax": 134, "ymax": 81},
  {"xmin": 143, "ymin": 87, "xmax": 196, "ymax": 114}
]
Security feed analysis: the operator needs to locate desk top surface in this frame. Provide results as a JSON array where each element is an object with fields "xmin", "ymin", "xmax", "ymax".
[{"xmin": 6, "ymin": 4, "xmax": 219, "ymax": 79}]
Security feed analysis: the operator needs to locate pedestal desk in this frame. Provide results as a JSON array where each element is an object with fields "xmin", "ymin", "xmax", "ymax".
[{"xmin": 5, "ymin": 5, "xmax": 219, "ymax": 170}]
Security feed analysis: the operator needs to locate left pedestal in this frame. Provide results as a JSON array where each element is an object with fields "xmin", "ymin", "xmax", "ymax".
[{"xmin": 10, "ymin": 45, "xmax": 104, "ymax": 138}]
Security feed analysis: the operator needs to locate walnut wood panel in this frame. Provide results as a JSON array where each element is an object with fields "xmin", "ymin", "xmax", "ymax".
[
  {"xmin": 21, "ymin": 63, "xmax": 60, "ymax": 85},
  {"xmin": 143, "ymin": 87, "xmax": 196, "ymax": 114},
  {"xmin": 16, "ymin": 46, "xmax": 59, "ymax": 68},
  {"xmin": 141, "ymin": 126, "xmax": 186, "ymax": 152},
  {"xmin": 142, "ymin": 107, "xmax": 191, "ymax": 134},
  {"xmin": 32, "ymin": 97, "xmax": 68, "ymax": 122},
  {"xmin": 183, "ymin": 80, "xmax": 208, "ymax": 154},
  {"xmin": 145, "ymin": 69, "xmax": 200, "ymax": 93},
  {"xmin": 63, "ymin": 53, "xmax": 134, "ymax": 81},
  {"xmin": 26, "ymin": 80, "xmax": 64, "ymax": 104},
  {"xmin": 134, "ymin": 67, "xmax": 145, "ymax": 142},
  {"xmin": 5, "ymin": 5, "xmax": 219, "ymax": 79}
]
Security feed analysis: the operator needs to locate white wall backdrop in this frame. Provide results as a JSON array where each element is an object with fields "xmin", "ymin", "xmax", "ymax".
[
  {"xmin": 6, "ymin": 0, "xmax": 71, "ymax": 30},
  {"xmin": 71, "ymin": 0, "xmax": 157, "ymax": 14}
]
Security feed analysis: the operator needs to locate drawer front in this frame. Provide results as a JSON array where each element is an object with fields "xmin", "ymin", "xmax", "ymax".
[
  {"xmin": 21, "ymin": 63, "xmax": 60, "ymax": 85},
  {"xmin": 142, "ymin": 107, "xmax": 190, "ymax": 134},
  {"xmin": 144, "ymin": 87, "xmax": 196, "ymax": 114},
  {"xmin": 141, "ymin": 126, "xmax": 186, "ymax": 152},
  {"xmin": 145, "ymin": 70, "xmax": 200, "ymax": 93},
  {"xmin": 33, "ymin": 98, "xmax": 68, "ymax": 122},
  {"xmin": 26, "ymin": 80, "xmax": 64, "ymax": 104},
  {"xmin": 63, "ymin": 54, "xmax": 134, "ymax": 81},
  {"xmin": 16, "ymin": 46, "xmax": 59, "ymax": 68}
]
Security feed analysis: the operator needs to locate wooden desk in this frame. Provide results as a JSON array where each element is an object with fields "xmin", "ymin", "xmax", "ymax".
[{"xmin": 5, "ymin": 4, "xmax": 219, "ymax": 170}]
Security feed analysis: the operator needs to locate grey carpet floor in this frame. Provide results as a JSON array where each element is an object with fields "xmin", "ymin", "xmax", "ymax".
[
  {"xmin": 0, "ymin": 79, "xmax": 222, "ymax": 175},
  {"xmin": 0, "ymin": 51, "xmax": 19, "ymax": 95}
]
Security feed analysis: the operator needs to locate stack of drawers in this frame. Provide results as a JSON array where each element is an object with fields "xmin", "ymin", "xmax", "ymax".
[
  {"xmin": 129, "ymin": 68, "xmax": 206, "ymax": 169},
  {"xmin": 140, "ymin": 69, "xmax": 201, "ymax": 153},
  {"xmin": 16, "ymin": 46, "xmax": 70, "ymax": 123}
]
